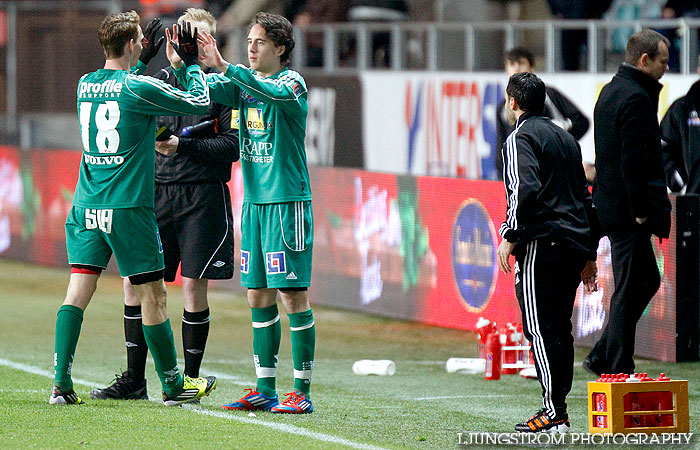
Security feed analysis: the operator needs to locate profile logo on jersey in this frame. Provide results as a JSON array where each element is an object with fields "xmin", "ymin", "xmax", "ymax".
[
  {"xmin": 266, "ymin": 251, "xmax": 286, "ymax": 274},
  {"xmin": 78, "ymin": 79, "xmax": 123, "ymax": 98},
  {"xmin": 240, "ymin": 251, "xmax": 250, "ymax": 274},
  {"xmin": 232, "ymin": 110, "xmax": 240, "ymax": 130}
]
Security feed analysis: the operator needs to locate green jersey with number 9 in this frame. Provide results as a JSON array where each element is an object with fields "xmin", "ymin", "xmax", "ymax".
[{"xmin": 74, "ymin": 64, "xmax": 210, "ymax": 209}]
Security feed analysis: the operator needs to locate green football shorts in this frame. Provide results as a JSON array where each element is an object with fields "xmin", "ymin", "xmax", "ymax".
[
  {"xmin": 65, "ymin": 205, "xmax": 164, "ymax": 277},
  {"xmin": 240, "ymin": 201, "xmax": 313, "ymax": 289}
]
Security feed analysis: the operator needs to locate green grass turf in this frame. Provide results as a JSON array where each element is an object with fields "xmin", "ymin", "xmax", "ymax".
[{"xmin": 0, "ymin": 259, "xmax": 698, "ymax": 449}]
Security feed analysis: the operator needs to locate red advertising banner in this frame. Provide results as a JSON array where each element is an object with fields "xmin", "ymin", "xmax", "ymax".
[
  {"xmin": 0, "ymin": 146, "xmax": 23, "ymax": 258},
  {"xmin": 0, "ymin": 149, "xmax": 681, "ymax": 361},
  {"xmin": 308, "ymin": 167, "xmax": 678, "ymax": 361},
  {"xmin": 310, "ymin": 168, "xmax": 520, "ymax": 330}
]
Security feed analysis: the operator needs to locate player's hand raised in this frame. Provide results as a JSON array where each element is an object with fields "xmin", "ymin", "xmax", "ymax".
[
  {"xmin": 168, "ymin": 21, "xmax": 199, "ymax": 67},
  {"xmin": 198, "ymin": 30, "xmax": 229, "ymax": 73},
  {"xmin": 139, "ymin": 18, "xmax": 165, "ymax": 65}
]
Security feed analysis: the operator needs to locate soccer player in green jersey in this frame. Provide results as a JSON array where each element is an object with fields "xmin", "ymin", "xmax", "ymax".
[
  {"xmin": 50, "ymin": 11, "xmax": 216, "ymax": 406},
  {"xmin": 176, "ymin": 12, "xmax": 315, "ymax": 413}
]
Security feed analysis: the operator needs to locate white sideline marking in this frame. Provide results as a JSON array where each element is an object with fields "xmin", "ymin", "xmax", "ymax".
[
  {"xmin": 0, "ymin": 358, "xmax": 388, "ymax": 450},
  {"xmin": 413, "ymin": 394, "xmax": 513, "ymax": 400},
  {"xmin": 0, "ymin": 358, "xmax": 101, "ymax": 388},
  {"xmin": 186, "ymin": 407, "xmax": 388, "ymax": 450}
]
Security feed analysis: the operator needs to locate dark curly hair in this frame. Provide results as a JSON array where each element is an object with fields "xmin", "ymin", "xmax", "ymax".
[{"xmin": 248, "ymin": 12, "xmax": 295, "ymax": 65}]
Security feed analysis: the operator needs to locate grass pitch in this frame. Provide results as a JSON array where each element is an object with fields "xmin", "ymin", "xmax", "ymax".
[{"xmin": 0, "ymin": 259, "xmax": 698, "ymax": 449}]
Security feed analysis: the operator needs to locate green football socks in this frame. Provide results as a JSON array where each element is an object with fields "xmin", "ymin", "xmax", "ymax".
[
  {"xmin": 251, "ymin": 304, "xmax": 281, "ymax": 398},
  {"xmin": 289, "ymin": 309, "xmax": 315, "ymax": 395},
  {"xmin": 142, "ymin": 319, "xmax": 183, "ymax": 396},
  {"xmin": 53, "ymin": 304, "xmax": 84, "ymax": 390}
]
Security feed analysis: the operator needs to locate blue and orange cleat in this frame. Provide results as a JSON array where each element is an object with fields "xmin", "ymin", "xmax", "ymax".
[
  {"xmin": 270, "ymin": 391, "xmax": 313, "ymax": 414},
  {"xmin": 222, "ymin": 388, "xmax": 279, "ymax": 411}
]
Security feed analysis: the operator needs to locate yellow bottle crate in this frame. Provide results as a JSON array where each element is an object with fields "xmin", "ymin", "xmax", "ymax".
[{"xmin": 587, "ymin": 379, "xmax": 689, "ymax": 434}]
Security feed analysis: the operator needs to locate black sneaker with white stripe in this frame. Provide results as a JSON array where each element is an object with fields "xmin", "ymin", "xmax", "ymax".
[{"xmin": 162, "ymin": 375, "xmax": 217, "ymax": 406}]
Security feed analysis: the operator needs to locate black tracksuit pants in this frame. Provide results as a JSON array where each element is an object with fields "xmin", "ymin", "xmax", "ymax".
[
  {"xmin": 587, "ymin": 225, "xmax": 660, "ymax": 374},
  {"xmin": 515, "ymin": 239, "xmax": 586, "ymax": 418}
]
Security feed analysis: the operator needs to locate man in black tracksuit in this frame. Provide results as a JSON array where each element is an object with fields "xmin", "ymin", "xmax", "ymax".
[
  {"xmin": 660, "ymin": 77, "xmax": 700, "ymax": 194},
  {"xmin": 497, "ymin": 72, "xmax": 599, "ymax": 433},
  {"xmin": 91, "ymin": 9, "xmax": 240, "ymax": 400},
  {"xmin": 584, "ymin": 29, "xmax": 672, "ymax": 377},
  {"xmin": 495, "ymin": 47, "xmax": 590, "ymax": 180}
]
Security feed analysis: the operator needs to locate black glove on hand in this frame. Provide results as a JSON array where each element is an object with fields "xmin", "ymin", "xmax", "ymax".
[
  {"xmin": 171, "ymin": 21, "xmax": 199, "ymax": 67},
  {"xmin": 139, "ymin": 18, "xmax": 165, "ymax": 65}
]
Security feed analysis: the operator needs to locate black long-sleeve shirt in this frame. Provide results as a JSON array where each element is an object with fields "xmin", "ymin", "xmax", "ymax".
[
  {"xmin": 154, "ymin": 66, "xmax": 239, "ymax": 184},
  {"xmin": 660, "ymin": 79, "xmax": 700, "ymax": 194},
  {"xmin": 496, "ymin": 85, "xmax": 589, "ymax": 179},
  {"xmin": 500, "ymin": 111, "xmax": 599, "ymax": 259}
]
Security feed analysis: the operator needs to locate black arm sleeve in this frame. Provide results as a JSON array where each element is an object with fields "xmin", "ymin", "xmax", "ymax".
[
  {"xmin": 495, "ymin": 99, "xmax": 510, "ymax": 180},
  {"xmin": 547, "ymin": 87, "xmax": 590, "ymax": 140},
  {"xmin": 176, "ymin": 104, "xmax": 240, "ymax": 164},
  {"xmin": 660, "ymin": 98, "xmax": 688, "ymax": 192}
]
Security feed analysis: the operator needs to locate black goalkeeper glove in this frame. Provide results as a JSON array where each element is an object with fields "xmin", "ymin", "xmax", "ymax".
[
  {"xmin": 139, "ymin": 18, "xmax": 165, "ymax": 65},
  {"xmin": 170, "ymin": 21, "xmax": 199, "ymax": 67}
]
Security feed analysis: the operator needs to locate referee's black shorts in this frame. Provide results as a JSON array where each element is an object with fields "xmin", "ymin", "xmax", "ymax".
[{"xmin": 155, "ymin": 182, "xmax": 234, "ymax": 282}]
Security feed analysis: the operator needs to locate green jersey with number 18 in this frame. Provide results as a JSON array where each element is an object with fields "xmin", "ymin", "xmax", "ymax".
[
  {"xmin": 74, "ymin": 64, "xmax": 209, "ymax": 209},
  {"xmin": 181, "ymin": 64, "xmax": 310, "ymax": 204}
]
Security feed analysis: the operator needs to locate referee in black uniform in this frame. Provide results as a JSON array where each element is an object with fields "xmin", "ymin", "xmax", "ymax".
[
  {"xmin": 91, "ymin": 9, "xmax": 239, "ymax": 400},
  {"xmin": 497, "ymin": 72, "xmax": 600, "ymax": 433}
]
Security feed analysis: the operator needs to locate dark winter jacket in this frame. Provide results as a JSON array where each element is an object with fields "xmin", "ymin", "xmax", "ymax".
[{"xmin": 593, "ymin": 63, "xmax": 671, "ymax": 238}]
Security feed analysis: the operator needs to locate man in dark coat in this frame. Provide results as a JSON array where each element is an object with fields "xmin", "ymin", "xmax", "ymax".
[{"xmin": 584, "ymin": 29, "xmax": 672, "ymax": 376}]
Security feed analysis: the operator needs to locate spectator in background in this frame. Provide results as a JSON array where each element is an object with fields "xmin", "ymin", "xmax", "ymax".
[
  {"xmin": 662, "ymin": 0, "xmax": 700, "ymax": 18},
  {"xmin": 495, "ymin": 47, "xmax": 591, "ymax": 180},
  {"xmin": 547, "ymin": 0, "xmax": 613, "ymax": 71},
  {"xmin": 660, "ymin": 54, "xmax": 700, "ymax": 194},
  {"xmin": 661, "ymin": 0, "xmax": 700, "ymax": 72},
  {"xmin": 294, "ymin": 0, "xmax": 351, "ymax": 67},
  {"xmin": 348, "ymin": 0, "xmax": 408, "ymax": 68},
  {"xmin": 584, "ymin": 29, "xmax": 672, "ymax": 377}
]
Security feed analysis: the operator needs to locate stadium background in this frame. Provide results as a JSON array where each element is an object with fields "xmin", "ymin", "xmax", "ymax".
[{"xmin": 0, "ymin": 0, "xmax": 698, "ymax": 366}]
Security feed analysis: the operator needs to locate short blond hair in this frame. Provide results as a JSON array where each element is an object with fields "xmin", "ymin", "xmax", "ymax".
[
  {"xmin": 98, "ymin": 10, "xmax": 140, "ymax": 59},
  {"xmin": 178, "ymin": 8, "xmax": 216, "ymax": 35}
]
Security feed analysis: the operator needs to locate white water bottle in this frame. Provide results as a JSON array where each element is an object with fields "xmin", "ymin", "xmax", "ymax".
[
  {"xmin": 352, "ymin": 359, "xmax": 396, "ymax": 376},
  {"xmin": 445, "ymin": 357, "xmax": 485, "ymax": 374}
]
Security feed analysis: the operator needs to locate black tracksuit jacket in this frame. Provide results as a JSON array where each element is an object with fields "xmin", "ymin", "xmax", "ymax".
[
  {"xmin": 500, "ymin": 111, "xmax": 600, "ymax": 259},
  {"xmin": 660, "ymin": 79, "xmax": 700, "ymax": 194},
  {"xmin": 495, "ymin": 86, "xmax": 590, "ymax": 179}
]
